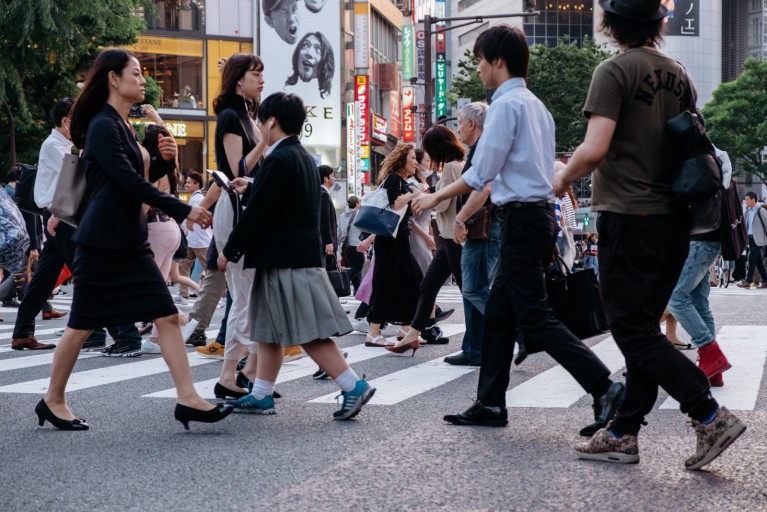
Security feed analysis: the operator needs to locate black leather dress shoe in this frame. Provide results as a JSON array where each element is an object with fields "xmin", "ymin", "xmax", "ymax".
[
  {"xmin": 434, "ymin": 307, "xmax": 455, "ymax": 323},
  {"xmin": 444, "ymin": 353, "xmax": 480, "ymax": 366},
  {"xmin": 422, "ymin": 324, "xmax": 449, "ymax": 344},
  {"xmin": 444, "ymin": 400, "xmax": 508, "ymax": 427},
  {"xmin": 579, "ymin": 381, "xmax": 625, "ymax": 437}
]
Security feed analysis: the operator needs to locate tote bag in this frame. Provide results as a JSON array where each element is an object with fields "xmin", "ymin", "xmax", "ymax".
[
  {"xmin": 546, "ymin": 256, "xmax": 608, "ymax": 340},
  {"xmin": 353, "ymin": 177, "xmax": 407, "ymax": 238},
  {"xmin": 49, "ymin": 153, "xmax": 87, "ymax": 227},
  {"xmin": 326, "ymin": 256, "xmax": 351, "ymax": 297}
]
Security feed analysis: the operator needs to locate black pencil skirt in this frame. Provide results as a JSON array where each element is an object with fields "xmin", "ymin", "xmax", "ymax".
[{"xmin": 67, "ymin": 241, "xmax": 178, "ymax": 330}]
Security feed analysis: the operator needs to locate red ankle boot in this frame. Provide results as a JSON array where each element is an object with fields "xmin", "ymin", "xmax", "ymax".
[
  {"xmin": 697, "ymin": 341, "xmax": 731, "ymax": 378},
  {"xmin": 709, "ymin": 373, "xmax": 724, "ymax": 387}
]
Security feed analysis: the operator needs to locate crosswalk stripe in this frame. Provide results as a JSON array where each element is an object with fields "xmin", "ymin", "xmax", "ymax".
[
  {"xmin": 0, "ymin": 328, "xmax": 63, "ymax": 341},
  {"xmin": 660, "ymin": 325, "xmax": 767, "ymax": 411},
  {"xmin": 144, "ymin": 324, "xmax": 468, "ymax": 399},
  {"xmin": 506, "ymin": 337, "xmax": 626, "ymax": 408},
  {"xmin": 0, "ymin": 352, "xmax": 100, "ymax": 372},
  {"xmin": 310, "ymin": 352, "xmax": 474, "ymax": 405},
  {"xmin": 0, "ymin": 325, "xmax": 15, "ymax": 331},
  {"xmin": 0, "ymin": 352, "xmax": 219, "ymax": 394}
]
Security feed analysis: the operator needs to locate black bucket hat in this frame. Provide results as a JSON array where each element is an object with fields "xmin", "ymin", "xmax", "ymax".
[{"xmin": 599, "ymin": 0, "xmax": 669, "ymax": 21}]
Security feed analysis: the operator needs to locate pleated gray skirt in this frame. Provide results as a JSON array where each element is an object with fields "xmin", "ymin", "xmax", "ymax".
[{"xmin": 249, "ymin": 267, "xmax": 353, "ymax": 346}]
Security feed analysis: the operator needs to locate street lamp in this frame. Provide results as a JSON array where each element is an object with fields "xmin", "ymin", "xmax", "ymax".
[{"xmin": 421, "ymin": 10, "xmax": 539, "ymax": 129}]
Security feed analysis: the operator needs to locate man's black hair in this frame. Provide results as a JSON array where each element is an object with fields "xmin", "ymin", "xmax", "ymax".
[
  {"xmin": 472, "ymin": 25, "xmax": 529, "ymax": 78},
  {"xmin": 51, "ymin": 98, "xmax": 74, "ymax": 128},
  {"xmin": 187, "ymin": 172, "xmax": 204, "ymax": 189},
  {"xmin": 318, "ymin": 164, "xmax": 334, "ymax": 184},
  {"xmin": 745, "ymin": 191, "xmax": 758, "ymax": 201},
  {"xmin": 257, "ymin": 92, "xmax": 306, "ymax": 136}
]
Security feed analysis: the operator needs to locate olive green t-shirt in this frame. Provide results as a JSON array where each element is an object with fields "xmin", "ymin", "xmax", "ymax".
[{"xmin": 584, "ymin": 47, "xmax": 696, "ymax": 215}]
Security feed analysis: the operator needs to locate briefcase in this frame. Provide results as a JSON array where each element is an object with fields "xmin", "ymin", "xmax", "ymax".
[
  {"xmin": 327, "ymin": 257, "xmax": 351, "ymax": 297},
  {"xmin": 546, "ymin": 257, "xmax": 609, "ymax": 340}
]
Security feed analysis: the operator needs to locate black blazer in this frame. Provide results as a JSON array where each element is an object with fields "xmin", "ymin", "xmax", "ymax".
[
  {"xmin": 223, "ymin": 136, "xmax": 323, "ymax": 269},
  {"xmin": 319, "ymin": 187, "xmax": 338, "ymax": 249},
  {"xmin": 73, "ymin": 104, "xmax": 191, "ymax": 251}
]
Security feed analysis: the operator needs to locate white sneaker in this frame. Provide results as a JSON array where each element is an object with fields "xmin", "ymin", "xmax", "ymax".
[
  {"xmin": 173, "ymin": 295, "xmax": 189, "ymax": 305},
  {"xmin": 54, "ymin": 328, "xmax": 66, "ymax": 336},
  {"xmin": 141, "ymin": 339, "xmax": 162, "ymax": 354},
  {"xmin": 180, "ymin": 318, "xmax": 199, "ymax": 343},
  {"xmin": 351, "ymin": 320, "xmax": 369, "ymax": 333}
]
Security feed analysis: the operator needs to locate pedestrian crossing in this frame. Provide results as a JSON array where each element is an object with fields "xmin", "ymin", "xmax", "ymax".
[{"xmin": 0, "ymin": 322, "xmax": 766, "ymax": 412}]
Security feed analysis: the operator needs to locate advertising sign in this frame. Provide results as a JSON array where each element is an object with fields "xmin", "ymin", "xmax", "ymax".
[
  {"xmin": 346, "ymin": 102, "xmax": 358, "ymax": 196},
  {"xmin": 372, "ymin": 114, "xmax": 387, "ymax": 144},
  {"xmin": 416, "ymin": 23, "xmax": 425, "ymax": 82},
  {"xmin": 354, "ymin": 3, "xmax": 370, "ymax": 68},
  {"xmin": 402, "ymin": 24, "xmax": 414, "ymax": 80},
  {"xmin": 435, "ymin": 0, "xmax": 447, "ymax": 119},
  {"xmin": 259, "ymin": 0, "xmax": 341, "ymax": 147},
  {"xmin": 354, "ymin": 75, "xmax": 370, "ymax": 146},
  {"xmin": 662, "ymin": 0, "xmax": 699, "ymax": 36},
  {"xmin": 402, "ymin": 86, "xmax": 415, "ymax": 142},
  {"xmin": 389, "ymin": 89, "xmax": 401, "ymax": 139}
]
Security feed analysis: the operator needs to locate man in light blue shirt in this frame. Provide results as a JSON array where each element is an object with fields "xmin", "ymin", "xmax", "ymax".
[
  {"xmin": 413, "ymin": 25, "xmax": 622, "ymax": 436},
  {"xmin": 737, "ymin": 191, "xmax": 767, "ymax": 287}
]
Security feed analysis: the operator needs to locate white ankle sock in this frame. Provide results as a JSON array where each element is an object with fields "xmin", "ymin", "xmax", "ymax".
[
  {"xmin": 250, "ymin": 378, "xmax": 275, "ymax": 400},
  {"xmin": 334, "ymin": 368, "xmax": 359, "ymax": 392}
]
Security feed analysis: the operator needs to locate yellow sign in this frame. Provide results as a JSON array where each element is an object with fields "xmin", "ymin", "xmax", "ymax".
[
  {"xmin": 124, "ymin": 36, "xmax": 203, "ymax": 57},
  {"xmin": 360, "ymin": 145, "xmax": 370, "ymax": 159},
  {"xmin": 129, "ymin": 120, "xmax": 204, "ymax": 139}
]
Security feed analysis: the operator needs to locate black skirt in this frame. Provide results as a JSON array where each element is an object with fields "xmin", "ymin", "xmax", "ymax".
[{"xmin": 67, "ymin": 241, "xmax": 178, "ymax": 329}]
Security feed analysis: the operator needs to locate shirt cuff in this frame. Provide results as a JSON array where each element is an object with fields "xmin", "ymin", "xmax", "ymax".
[{"xmin": 461, "ymin": 166, "xmax": 483, "ymax": 192}]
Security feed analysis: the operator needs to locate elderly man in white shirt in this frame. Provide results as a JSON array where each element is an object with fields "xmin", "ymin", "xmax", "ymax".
[{"xmin": 179, "ymin": 172, "xmax": 212, "ymax": 299}]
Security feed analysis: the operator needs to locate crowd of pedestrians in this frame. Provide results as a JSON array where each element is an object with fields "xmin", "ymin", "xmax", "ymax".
[{"xmin": 0, "ymin": 0, "xmax": 746, "ymax": 471}]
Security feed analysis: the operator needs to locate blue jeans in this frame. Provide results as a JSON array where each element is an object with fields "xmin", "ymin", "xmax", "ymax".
[
  {"xmin": 216, "ymin": 290, "xmax": 233, "ymax": 345},
  {"xmin": 583, "ymin": 254, "xmax": 599, "ymax": 280},
  {"xmin": 667, "ymin": 241, "xmax": 720, "ymax": 348},
  {"xmin": 459, "ymin": 217, "xmax": 502, "ymax": 361}
]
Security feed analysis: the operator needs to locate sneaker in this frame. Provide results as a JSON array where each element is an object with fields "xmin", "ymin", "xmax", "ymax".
[
  {"xmin": 141, "ymin": 339, "xmax": 162, "ymax": 354},
  {"xmin": 283, "ymin": 345, "xmax": 304, "ymax": 363},
  {"xmin": 54, "ymin": 328, "xmax": 65, "ymax": 336},
  {"xmin": 180, "ymin": 319, "xmax": 200, "ymax": 344},
  {"xmin": 226, "ymin": 394, "xmax": 276, "ymax": 415},
  {"xmin": 333, "ymin": 379, "xmax": 376, "ymax": 420},
  {"xmin": 196, "ymin": 341, "xmax": 225, "ymax": 359},
  {"xmin": 186, "ymin": 330, "xmax": 208, "ymax": 347},
  {"xmin": 697, "ymin": 341, "xmax": 731, "ymax": 378},
  {"xmin": 81, "ymin": 338, "xmax": 107, "ymax": 351},
  {"xmin": 685, "ymin": 407, "xmax": 746, "ymax": 471},
  {"xmin": 2, "ymin": 299, "xmax": 21, "ymax": 308},
  {"xmin": 102, "ymin": 342, "xmax": 143, "ymax": 358},
  {"xmin": 173, "ymin": 295, "xmax": 189, "ymax": 305},
  {"xmin": 189, "ymin": 292, "xmax": 199, "ymax": 298},
  {"xmin": 350, "ymin": 319, "xmax": 369, "ymax": 333},
  {"xmin": 434, "ymin": 306, "xmax": 455, "ymax": 323},
  {"xmin": 736, "ymin": 280, "xmax": 753, "ymax": 289},
  {"xmin": 573, "ymin": 428, "xmax": 640, "ymax": 464}
]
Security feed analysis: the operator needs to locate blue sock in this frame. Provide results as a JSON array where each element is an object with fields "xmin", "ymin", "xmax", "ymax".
[
  {"xmin": 607, "ymin": 429, "xmax": 620, "ymax": 439},
  {"xmin": 701, "ymin": 407, "xmax": 718, "ymax": 425}
]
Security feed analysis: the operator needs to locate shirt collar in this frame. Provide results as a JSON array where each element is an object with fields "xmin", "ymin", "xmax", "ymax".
[
  {"xmin": 51, "ymin": 129, "xmax": 72, "ymax": 147},
  {"xmin": 492, "ymin": 77, "xmax": 527, "ymax": 101},
  {"xmin": 265, "ymin": 136, "xmax": 289, "ymax": 157}
]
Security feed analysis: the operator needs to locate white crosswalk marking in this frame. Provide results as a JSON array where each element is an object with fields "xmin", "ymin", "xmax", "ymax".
[
  {"xmin": 0, "ymin": 352, "xmax": 100, "ymax": 372},
  {"xmin": 660, "ymin": 325, "xmax": 767, "ymax": 411},
  {"xmin": 0, "ymin": 327, "xmax": 64, "ymax": 341},
  {"xmin": 0, "ymin": 352, "xmax": 218, "ymax": 394},
  {"xmin": 505, "ymin": 337, "xmax": 626, "ymax": 408}
]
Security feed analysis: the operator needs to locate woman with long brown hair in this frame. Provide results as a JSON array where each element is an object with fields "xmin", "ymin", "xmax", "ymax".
[
  {"xmin": 37, "ymin": 48, "xmax": 230, "ymax": 430},
  {"xmin": 361, "ymin": 143, "xmax": 422, "ymax": 348}
]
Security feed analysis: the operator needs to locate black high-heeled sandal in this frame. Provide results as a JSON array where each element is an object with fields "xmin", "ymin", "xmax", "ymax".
[
  {"xmin": 35, "ymin": 399, "xmax": 89, "ymax": 431},
  {"xmin": 213, "ymin": 382, "xmax": 248, "ymax": 400},
  {"xmin": 174, "ymin": 403, "xmax": 233, "ymax": 430}
]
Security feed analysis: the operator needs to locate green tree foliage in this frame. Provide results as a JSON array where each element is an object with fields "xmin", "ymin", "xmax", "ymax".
[
  {"xmin": 702, "ymin": 58, "xmax": 767, "ymax": 183},
  {"xmin": 527, "ymin": 37, "xmax": 614, "ymax": 153},
  {"xmin": 448, "ymin": 49, "xmax": 490, "ymax": 105},
  {"xmin": 143, "ymin": 75, "xmax": 162, "ymax": 109},
  {"xmin": 0, "ymin": 0, "xmax": 145, "ymax": 173}
]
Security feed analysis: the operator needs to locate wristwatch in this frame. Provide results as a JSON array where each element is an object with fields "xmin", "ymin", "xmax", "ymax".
[{"xmin": 454, "ymin": 219, "xmax": 465, "ymax": 228}]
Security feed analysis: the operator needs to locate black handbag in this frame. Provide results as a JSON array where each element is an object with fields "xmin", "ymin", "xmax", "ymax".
[
  {"xmin": 11, "ymin": 163, "xmax": 44, "ymax": 215},
  {"xmin": 665, "ymin": 68, "xmax": 722, "ymax": 235},
  {"xmin": 719, "ymin": 181, "xmax": 748, "ymax": 261},
  {"xmin": 326, "ymin": 256, "xmax": 351, "ymax": 297},
  {"xmin": 546, "ymin": 256, "xmax": 609, "ymax": 340}
]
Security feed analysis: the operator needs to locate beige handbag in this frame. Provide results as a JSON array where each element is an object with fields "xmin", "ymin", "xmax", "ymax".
[{"xmin": 48, "ymin": 153, "xmax": 87, "ymax": 227}]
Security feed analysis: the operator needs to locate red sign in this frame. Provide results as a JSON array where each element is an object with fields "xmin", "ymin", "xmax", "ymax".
[
  {"xmin": 355, "ymin": 75, "xmax": 370, "ymax": 146},
  {"xmin": 402, "ymin": 86, "xmax": 415, "ymax": 142},
  {"xmin": 372, "ymin": 114, "xmax": 387, "ymax": 144},
  {"xmin": 389, "ymin": 89, "xmax": 401, "ymax": 139}
]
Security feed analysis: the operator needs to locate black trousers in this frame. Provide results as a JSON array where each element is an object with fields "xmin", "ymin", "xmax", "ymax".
[
  {"xmin": 477, "ymin": 205, "xmax": 610, "ymax": 407},
  {"xmin": 344, "ymin": 248, "xmax": 365, "ymax": 292},
  {"xmin": 411, "ymin": 238, "xmax": 462, "ymax": 331},
  {"xmin": 597, "ymin": 211, "xmax": 717, "ymax": 434},
  {"xmin": 745, "ymin": 236, "xmax": 767, "ymax": 283}
]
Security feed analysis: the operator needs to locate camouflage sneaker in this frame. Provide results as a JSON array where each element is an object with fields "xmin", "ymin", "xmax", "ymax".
[
  {"xmin": 574, "ymin": 428, "xmax": 640, "ymax": 464},
  {"xmin": 685, "ymin": 407, "xmax": 746, "ymax": 471}
]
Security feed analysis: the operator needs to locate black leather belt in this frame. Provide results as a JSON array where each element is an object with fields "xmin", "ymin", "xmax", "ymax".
[
  {"xmin": 147, "ymin": 213, "xmax": 170, "ymax": 223},
  {"xmin": 497, "ymin": 200, "xmax": 551, "ymax": 212}
]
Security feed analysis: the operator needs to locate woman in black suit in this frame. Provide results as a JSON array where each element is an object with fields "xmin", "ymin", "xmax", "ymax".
[
  {"xmin": 217, "ymin": 92, "xmax": 375, "ymax": 420},
  {"xmin": 36, "ymin": 48, "xmax": 232, "ymax": 430}
]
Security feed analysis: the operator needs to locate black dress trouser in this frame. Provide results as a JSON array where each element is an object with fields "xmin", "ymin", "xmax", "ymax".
[
  {"xmin": 410, "ymin": 238, "xmax": 462, "ymax": 331},
  {"xmin": 477, "ymin": 205, "xmax": 610, "ymax": 408}
]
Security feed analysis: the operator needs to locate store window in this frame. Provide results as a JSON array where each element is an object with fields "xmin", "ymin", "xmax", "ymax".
[
  {"xmin": 132, "ymin": 120, "xmax": 206, "ymax": 181},
  {"xmin": 135, "ymin": 52, "xmax": 205, "ymax": 109},
  {"xmin": 143, "ymin": 0, "xmax": 205, "ymax": 33}
]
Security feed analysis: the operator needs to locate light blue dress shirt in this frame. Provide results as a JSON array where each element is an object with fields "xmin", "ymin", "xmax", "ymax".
[
  {"xmin": 462, "ymin": 77, "xmax": 556, "ymax": 205},
  {"xmin": 747, "ymin": 205, "xmax": 758, "ymax": 236}
]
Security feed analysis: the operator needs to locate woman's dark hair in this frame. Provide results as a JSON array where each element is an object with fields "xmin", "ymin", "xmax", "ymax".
[
  {"xmin": 598, "ymin": 12, "xmax": 665, "ymax": 48},
  {"xmin": 257, "ymin": 92, "xmax": 306, "ymax": 136},
  {"xmin": 51, "ymin": 98, "xmax": 74, "ymax": 128},
  {"xmin": 414, "ymin": 148, "xmax": 425, "ymax": 165},
  {"xmin": 347, "ymin": 195, "xmax": 359, "ymax": 208},
  {"xmin": 70, "ymin": 48, "xmax": 135, "ymax": 148},
  {"xmin": 378, "ymin": 143, "xmax": 414, "ymax": 184},
  {"xmin": 142, "ymin": 124, "xmax": 178, "ymax": 195},
  {"xmin": 213, "ymin": 53, "xmax": 264, "ymax": 115},
  {"xmin": 285, "ymin": 32, "xmax": 335, "ymax": 98},
  {"xmin": 473, "ymin": 25, "xmax": 528, "ymax": 78},
  {"xmin": 422, "ymin": 125, "xmax": 465, "ymax": 169}
]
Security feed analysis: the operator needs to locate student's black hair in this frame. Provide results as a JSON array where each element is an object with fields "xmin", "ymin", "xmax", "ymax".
[
  {"xmin": 256, "ymin": 92, "xmax": 306, "ymax": 136},
  {"xmin": 472, "ymin": 25, "xmax": 529, "ymax": 78},
  {"xmin": 318, "ymin": 164, "xmax": 334, "ymax": 184},
  {"xmin": 51, "ymin": 98, "xmax": 74, "ymax": 128}
]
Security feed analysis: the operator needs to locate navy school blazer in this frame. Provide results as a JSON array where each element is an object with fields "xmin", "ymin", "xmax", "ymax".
[{"xmin": 72, "ymin": 104, "xmax": 191, "ymax": 251}]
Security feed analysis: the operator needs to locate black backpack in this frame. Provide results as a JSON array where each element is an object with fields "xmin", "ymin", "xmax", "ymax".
[{"xmin": 11, "ymin": 163, "xmax": 44, "ymax": 215}]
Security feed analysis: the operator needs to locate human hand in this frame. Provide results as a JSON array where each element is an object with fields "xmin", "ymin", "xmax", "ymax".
[
  {"xmin": 158, "ymin": 134, "xmax": 177, "ymax": 162},
  {"xmin": 187, "ymin": 206, "xmax": 212, "ymax": 229},
  {"xmin": 186, "ymin": 218, "xmax": 195, "ymax": 232},
  {"xmin": 217, "ymin": 253, "xmax": 229, "ymax": 272},
  {"xmin": 552, "ymin": 172, "xmax": 571, "ymax": 197},
  {"xmin": 47, "ymin": 216, "xmax": 61, "ymax": 237},
  {"xmin": 230, "ymin": 177, "xmax": 249, "ymax": 194},
  {"xmin": 29, "ymin": 249, "xmax": 39, "ymax": 263},
  {"xmin": 411, "ymin": 194, "xmax": 438, "ymax": 215},
  {"xmin": 453, "ymin": 224, "xmax": 468, "ymax": 245},
  {"xmin": 426, "ymin": 235, "xmax": 437, "ymax": 251},
  {"xmin": 357, "ymin": 241, "xmax": 370, "ymax": 253},
  {"xmin": 142, "ymin": 104, "xmax": 163, "ymax": 125},
  {"xmin": 325, "ymin": 244, "xmax": 334, "ymax": 255}
]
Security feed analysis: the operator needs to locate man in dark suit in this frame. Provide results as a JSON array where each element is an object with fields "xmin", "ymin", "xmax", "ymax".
[{"xmin": 318, "ymin": 164, "xmax": 338, "ymax": 270}]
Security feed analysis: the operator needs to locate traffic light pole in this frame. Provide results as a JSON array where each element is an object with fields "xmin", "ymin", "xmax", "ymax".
[{"xmin": 421, "ymin": 11, "xmax": 539, "ymax": 130}]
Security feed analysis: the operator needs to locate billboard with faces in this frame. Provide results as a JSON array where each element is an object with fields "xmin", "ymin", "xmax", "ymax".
[{"xmin": 259, "ymin": 0, "xmax": 341, "ymax": 147}]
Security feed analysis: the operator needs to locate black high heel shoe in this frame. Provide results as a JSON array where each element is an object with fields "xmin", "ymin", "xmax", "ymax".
[
  {"xmin": 35, "ymin": 399, "xmax": 89, "ymax": 431},
  {"xmin": 213, "ymin": 382, "xmax": 248, "ymax": 400},
  {"xmin": 174, "ymin": 403, "xmax": 233, "ymax": 430}
]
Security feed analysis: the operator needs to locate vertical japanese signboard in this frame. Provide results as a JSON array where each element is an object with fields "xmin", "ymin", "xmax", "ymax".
[
  {"xmin": 389, "ymin": 89, "xmax": 401, "ymax": 139},
  {"xmin": 435, "ymin": 0, "xmax": 447, "ymax": 118},
  {"xmin": 416, "ymin": 23, "xmax": 425, "ymax": 82},
  {"xmin": 354, "ymin": 3, "xmax": 370, "ymax": 68},
  {"xmin": 402, "ymin": 86, "xmax": 415, "ymax": 142},
  {"xmin": 402, "ymin": 24, "xmax": 415, "ymax": 81},
  {"xmin": 346, "ymin": 102, "xmax": 359, "ymax": 197},
  {"xmin": 355, "ymin": 75, "xmax": 370, "ymax": 183},
  {"xmin": 662, "ymin": 0, "xmax": 699, "ymax": 36}
]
